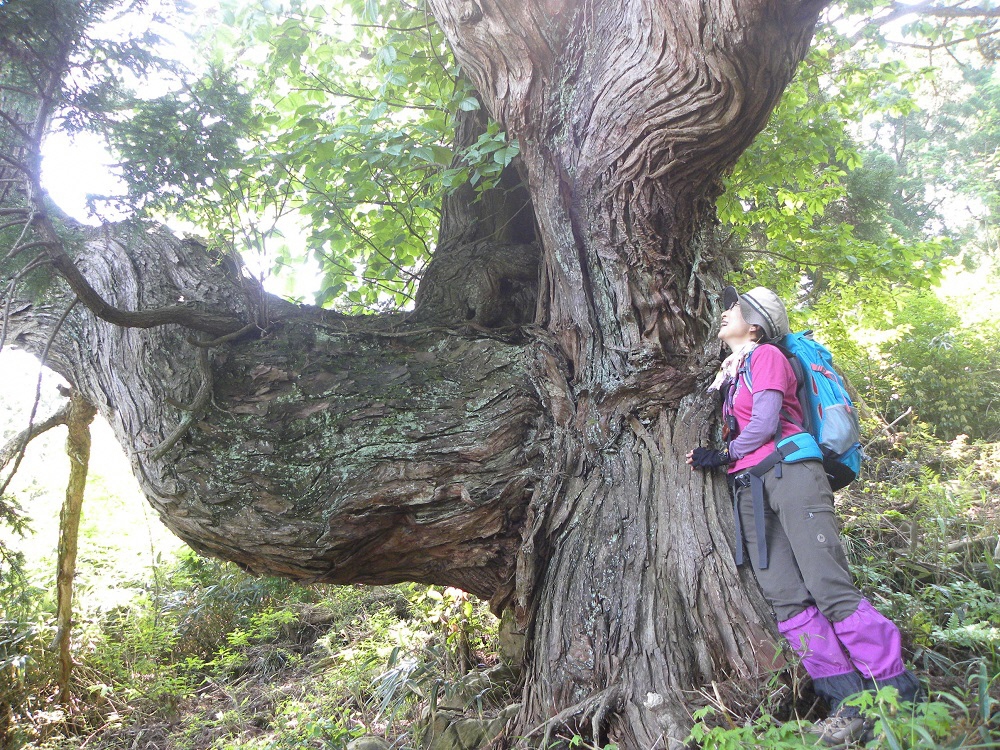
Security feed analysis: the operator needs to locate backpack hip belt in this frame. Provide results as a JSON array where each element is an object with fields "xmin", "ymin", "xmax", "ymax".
[{"xmin": 732, "ymin": 434, "xmax": 819, "ymax": 570}]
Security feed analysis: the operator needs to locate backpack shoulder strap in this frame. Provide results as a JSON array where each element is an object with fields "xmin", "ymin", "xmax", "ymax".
[
  {"xmin": 772, "ymin": 339, "xmax": 804, "ymax": 387},
  {"xmin": 739, "ymin": 342, "xmax": 784, "ymax": 392},
  {"xmin": 738, "ymin": 348, "xmax": 754, "ymax": 391}
]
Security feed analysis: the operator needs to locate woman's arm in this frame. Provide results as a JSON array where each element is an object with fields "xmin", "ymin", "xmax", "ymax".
[{"xmin": 728, "ymin": 389, "xmax": 782, "ymax": 459}]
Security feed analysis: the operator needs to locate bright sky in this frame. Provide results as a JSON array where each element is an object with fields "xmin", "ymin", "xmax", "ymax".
[
  {"xmin": 42, "ymin": 0, "xmax": 216, "ymax": 224},
  {"xmin": 42, "ymin": 131, "xmax": 318, "ymax": 299},
  {"xmin": 40, "ymin": 0, "xmax": 321, "ymax": 300},
  {"xmin": 42, "ymin": 130, "xmax": 126, "ymax": 222}
]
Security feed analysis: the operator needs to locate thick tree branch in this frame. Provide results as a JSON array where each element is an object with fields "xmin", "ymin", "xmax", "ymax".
[
  {"xmin": 42, "ymin": 239, "xmax": 251, "ymax": 337},
  {"xmin": 4, "ymin": 223, "xmax": 548, "ymax": 608},
  {"xmin": 413, "ymin": 106, "xmax": 540, "ymax": 327}
]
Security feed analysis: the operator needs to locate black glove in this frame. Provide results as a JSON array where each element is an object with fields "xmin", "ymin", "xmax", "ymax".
[{"xmin": 690, "ymin": 447, "xmax": 730, "ymax": 469}]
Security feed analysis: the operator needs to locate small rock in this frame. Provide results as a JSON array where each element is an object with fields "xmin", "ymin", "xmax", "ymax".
[
  {"xmin": 420, "ymin": 703, "xmax": 520, "ymax": 750},
  {"xmin": 426, "ymin": 717, "xmax": 504, "ymax": 750},
  {"xmin": 484, "ymin": 662, "xmax": 518, "ymax": 686},
  {"xmin": 347, "ymin": 736, "xmax": 390, "ymax": 750}
]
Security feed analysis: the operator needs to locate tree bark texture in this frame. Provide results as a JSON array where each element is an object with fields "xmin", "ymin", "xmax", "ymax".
[
  {"xmin": 6, "ymin": 224, "xmax": 544, "ymax": 606},
  {"xmin": 1, "ymin": 1, "xmax": 829, "ymax": 746},
  {"xmin": 424, "ymin": 0, "xmax": 826, "ymax": 745}
]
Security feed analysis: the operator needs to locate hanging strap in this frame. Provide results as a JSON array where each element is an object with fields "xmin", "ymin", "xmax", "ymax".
[
  {"xmin": 732, "ymin": 475, "xmax": 769, "ymax": 570},
  {"xmin": 732, "ymin": 435, "xmax": 809, "ymax": 570}
]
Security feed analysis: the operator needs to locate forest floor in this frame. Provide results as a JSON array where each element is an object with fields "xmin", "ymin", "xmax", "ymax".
[{"xmin": 2, "ymin": 429, "xmax": 998, "ymax": 750}]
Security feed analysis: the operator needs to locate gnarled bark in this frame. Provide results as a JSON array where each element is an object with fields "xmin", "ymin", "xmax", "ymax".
[
  {"xmin": 5, "ymin": 223, "xmax": 543, "ymax": 605},
  {"xmin": 1, "ymin": 1, "xmax": 830, "ymax": 746},
  {"xmin": 425, "ymin": 0, "xmax": 826, "ymax": 744}
]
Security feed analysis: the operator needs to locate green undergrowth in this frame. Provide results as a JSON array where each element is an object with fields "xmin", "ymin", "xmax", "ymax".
[
  {"xmin": 841, "ymin": 428, "xmax": 1000, "ymax": 674},
  {"xmin": 2, "ymin": 549, "xmax": 500, "ymax": 750},
  {"xmin": 1, "ymin": 428, "xmax": 999, "ymax": 749},
  {"xmin": 688, "ymin": 677, "xmax": 996, "ymax": 749}
]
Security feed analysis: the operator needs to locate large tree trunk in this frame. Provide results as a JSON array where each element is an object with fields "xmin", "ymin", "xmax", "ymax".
[
  {"xmin": 425, "ymin": 0, "xmax": 827, "ymax": 745},
  {"xmin": 2, "ymin": 0, "xmax": 829, "ymax": 747}
]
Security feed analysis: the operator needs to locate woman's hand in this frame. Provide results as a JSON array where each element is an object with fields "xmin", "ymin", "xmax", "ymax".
[{"xmin": 687, "ymin": 447, "xmax": 730, "ymax": 470}]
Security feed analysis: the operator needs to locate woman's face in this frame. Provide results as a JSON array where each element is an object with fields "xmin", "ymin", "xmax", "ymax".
[{"xmin": 718, "ymin": 301, "xmax": 754, "ymax": 345}]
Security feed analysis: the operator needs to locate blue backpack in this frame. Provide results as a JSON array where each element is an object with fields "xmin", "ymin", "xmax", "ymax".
[{"xmin": 743, "ymin": 331, "xmax": 862, "ymax": 491}]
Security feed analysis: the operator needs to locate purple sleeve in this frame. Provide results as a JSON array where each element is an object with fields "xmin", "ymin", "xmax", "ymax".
[{"xmin": 728, "ymin": 389, "xmax": 783, "ymax": 459}]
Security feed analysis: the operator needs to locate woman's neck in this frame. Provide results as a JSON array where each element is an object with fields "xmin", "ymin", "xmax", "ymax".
[{"xmin": 722, "ymin": 334, "xmax": 758, "ymax": 352}]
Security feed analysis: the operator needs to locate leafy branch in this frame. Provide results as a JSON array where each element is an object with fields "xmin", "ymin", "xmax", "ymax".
[{"xmin": 0, "ymin": 0, "xmax": 253, "ymax": 337}]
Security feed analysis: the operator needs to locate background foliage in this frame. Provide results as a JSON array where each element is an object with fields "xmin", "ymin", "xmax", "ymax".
[
  {"xmin": 1, "ymin": 0, "xmax": 1000, "ymax": 747},
  {"xmin": 102, "ymin": 0, "xmax": 518, "ymax": 310}
]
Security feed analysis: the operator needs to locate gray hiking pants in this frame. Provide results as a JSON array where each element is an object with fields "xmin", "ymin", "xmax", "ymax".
[{"xmin": 733, "ymin": 459, "xmax": 863, "ymax": 623}]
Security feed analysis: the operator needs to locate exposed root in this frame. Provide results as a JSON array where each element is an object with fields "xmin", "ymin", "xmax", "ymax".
[{"xmin": 524, "ymin": 684, "xmax": 624, "ymax": 748}]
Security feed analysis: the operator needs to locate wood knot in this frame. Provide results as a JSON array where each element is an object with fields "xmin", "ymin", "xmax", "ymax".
[{"xmin": 459, "ymin": 1, "xmax": 482, "ymax": 24}]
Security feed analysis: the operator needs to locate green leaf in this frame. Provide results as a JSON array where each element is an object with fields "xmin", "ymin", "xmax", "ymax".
[{"xmin": 411, "ymin": 146, "xmax": 434, "ymax": 162}]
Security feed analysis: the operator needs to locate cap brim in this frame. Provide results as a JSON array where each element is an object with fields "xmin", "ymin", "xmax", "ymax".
[{"xmin": 722, "ymin": 286, "xmax": 740, "ymax": 309}]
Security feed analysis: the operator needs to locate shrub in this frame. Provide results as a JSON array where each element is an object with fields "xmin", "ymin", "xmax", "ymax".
[{"xmin": 841, "ymin": 290, "xmax": 1000, "ymax": 441}]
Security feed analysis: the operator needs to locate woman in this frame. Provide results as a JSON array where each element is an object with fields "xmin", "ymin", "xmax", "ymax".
[{"xmin": 686, "ymin": 286, "xmax": 921, "ymax": 746}]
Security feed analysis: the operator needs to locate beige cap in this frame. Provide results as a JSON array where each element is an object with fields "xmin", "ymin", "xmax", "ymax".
[{"xmin": 723, "ymin": 286, "xmax": 790, "ymax": 341}]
